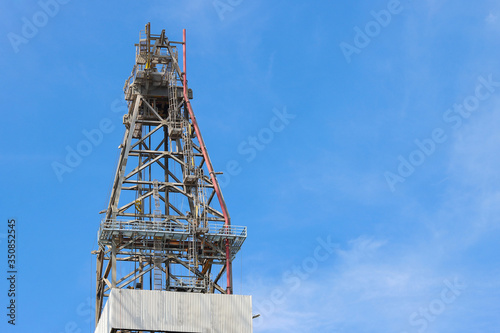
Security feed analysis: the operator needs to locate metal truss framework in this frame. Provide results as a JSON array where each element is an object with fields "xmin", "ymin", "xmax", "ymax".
[{"xmin": 93, "ymin": 24, "xmax": 246, "ymax": 327}]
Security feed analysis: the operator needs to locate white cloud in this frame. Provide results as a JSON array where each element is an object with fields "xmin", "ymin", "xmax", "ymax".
[
  {"xmin": 485, "ymin": 12, "xmax": 498, "ymax": 24},
  {"xmin": 247, "ymin": 236, "xmax": 463, "ymax": 332}
]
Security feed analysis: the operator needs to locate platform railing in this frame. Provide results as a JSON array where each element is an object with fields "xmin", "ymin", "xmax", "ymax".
[
  {"xmin": 98, "ymin": 219, "xmax": 247, "ymax": 241},
  {"xmin": 170, "ymin": 276, "xmax": 206, "ymax": 290}
]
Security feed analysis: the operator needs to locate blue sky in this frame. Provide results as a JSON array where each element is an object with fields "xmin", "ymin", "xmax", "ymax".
[{"xmin": 1, "ymin": 0, "xmax": 500, "ymax": 332}]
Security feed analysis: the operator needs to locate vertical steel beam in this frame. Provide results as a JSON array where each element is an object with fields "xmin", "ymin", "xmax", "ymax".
[{"xmin": 95, "ymin": 250, "xmax": 104, "ymax": 327}]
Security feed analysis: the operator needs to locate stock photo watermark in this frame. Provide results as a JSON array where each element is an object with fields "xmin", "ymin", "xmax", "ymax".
[
  {"xmin": 217, "ymin": 106, "xmax": 296, "ymax": 188},
  {"xmin": 57, "ymin": 296, "xmax": 95, "ymax": 333},
  {"xmin": 401, "ymin": 277, "xmax": 467, "ymax": 333},
  {"xmin": 7, "ymin": 0, "xmax": 72, "ymax": 53},
  {"xmin": 212, "ymin": 0, "xmax": 244, "ymax": 21},
  {"xmin": 253, "ymin": 235, "xmax": 336, "ymax": 328},
  {"xmin": 339, "ymin": 0, "xmax": 404, "ymax": 63},
  {"xmin": 51, "ymin": 98, "xmax": 127, "ymax": 182},
  {"xmin": 6, "ymin": 218, "xmax": 17, "ymax": 325},
  {"xmin": 385, "ymin": 74, "xmax": 500, "ymax": 192}
]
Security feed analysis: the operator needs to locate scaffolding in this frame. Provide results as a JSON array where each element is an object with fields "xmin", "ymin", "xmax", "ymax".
[{"xmin": 93, "ymin": 23, "xmax": 247, "ymax": 329}]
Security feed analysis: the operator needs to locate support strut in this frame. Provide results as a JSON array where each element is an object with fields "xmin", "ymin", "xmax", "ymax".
[{"xmin": 182, "ymin": 29, "xmax": 233, "ymax": 294}]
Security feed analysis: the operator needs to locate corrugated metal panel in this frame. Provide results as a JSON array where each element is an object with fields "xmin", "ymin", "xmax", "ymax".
[{"xmin": 95, "ymin": 289, "xmax": 252, "ymax": 333}]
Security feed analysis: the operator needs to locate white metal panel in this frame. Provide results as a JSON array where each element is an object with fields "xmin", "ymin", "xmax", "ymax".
[{"xmin": 95, "ymin": 289, "xmax": 252, "ymax": 333}]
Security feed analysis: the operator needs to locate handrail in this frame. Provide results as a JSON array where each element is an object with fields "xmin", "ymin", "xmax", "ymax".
[{"xmin": 99, "ymin": 219, "xmax": 247, "ymax": 237}]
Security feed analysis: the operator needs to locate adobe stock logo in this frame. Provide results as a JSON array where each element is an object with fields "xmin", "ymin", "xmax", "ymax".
[
  {"xmin": 253, "ymin": 235, "xmax": 336, "ymax": 329},
  {"xmin": 51, "ymin": 119, "xmax": 115, "ymax": 182},
  {"xmin": 212, "ymin": 0, "xmax": 243, "ymax": 21},
  {"xmin": 339, "ymin": 0, "xmax": 404, "ymax": 63},
  {"xmin": 385, "ymin": 74, "xmax": 500, "ymax": 192},
  {"xmin": 401, "ymin": 277, "xmax": 467, "ymax": 333},
  {"xmin": 51, "ymin": 98, "xmax": 128, "ymax": 182},
  {"xmin": 216, "ymin": 106, "xmax": 295, "ymax": 189},
  {"xmin": 7, "ymin": 0, "xmax": 72, "ymax": 53}
]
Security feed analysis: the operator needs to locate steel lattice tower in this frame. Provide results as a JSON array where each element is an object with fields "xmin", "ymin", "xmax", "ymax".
[{"xmin": 93, "ymin": 24, "xmax": 249, "ymax": 332}]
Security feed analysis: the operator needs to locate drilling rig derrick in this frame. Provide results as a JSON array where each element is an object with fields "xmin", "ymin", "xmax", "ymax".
[{"xmin": 93, "ymin": 23, "xmax": 250, "ymax": 333}]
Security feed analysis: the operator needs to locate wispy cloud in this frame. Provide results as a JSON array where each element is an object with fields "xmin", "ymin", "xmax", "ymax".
[
  {"xmin": 249, "ymin": 229, "xmax": 500, "ymax": 332},
  {"xmin": 248, "ymin": 236, "xmax": 457, "ymax": 332}
]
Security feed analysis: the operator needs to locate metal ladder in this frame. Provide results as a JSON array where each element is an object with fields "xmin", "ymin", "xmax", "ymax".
[
  {"xmin": 152, "ymin": 180, "xmax": 162, "ymax": 227},
  {"xmin": 167, "ymin": 71, "xmax": 182, "ymax": 139},
  {"xmin": 182, "ymin": 120, "xmax": 194, "ymax": 172},
  {"xmin": 197, "ymin": 173, "xmax": 208, "ymax": 229},
  {"xmin": 152, "ymin": 180, "xmax": 163, "ymax": 290},
  {"xmin": 153, "ymin": 237, "xmax": 163, "ymax": 291},
  {"xmin": 168, "ymin": 70, "xmax": 177, "ymax": 115}
]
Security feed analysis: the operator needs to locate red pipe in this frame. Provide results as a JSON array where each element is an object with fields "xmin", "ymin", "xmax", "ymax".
[{"xmin": 182, "ymin": 29, "xmax": 233, "ymax": 294}]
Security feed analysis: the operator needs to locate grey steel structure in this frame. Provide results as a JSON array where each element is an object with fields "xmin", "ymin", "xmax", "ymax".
[{"xmin": 93, "ymin": 24, "xmax": 248, "ymax": 331}]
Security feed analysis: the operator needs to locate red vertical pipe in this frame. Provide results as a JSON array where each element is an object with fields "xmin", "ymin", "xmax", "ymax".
[{"xmin": 182, "ymin": 29, "xmax": 233, "ymax": 294}]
